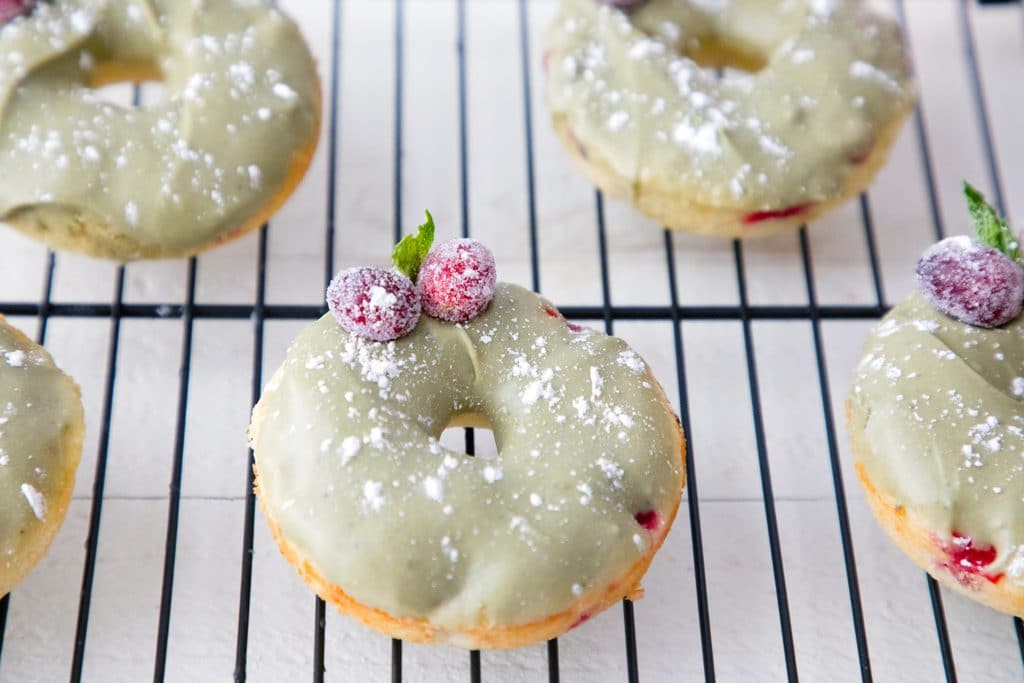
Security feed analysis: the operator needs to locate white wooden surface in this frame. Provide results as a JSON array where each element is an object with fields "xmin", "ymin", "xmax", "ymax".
[{"xmin": 1, "ymin": 1, "xmax": 1023, "ymax": 681}]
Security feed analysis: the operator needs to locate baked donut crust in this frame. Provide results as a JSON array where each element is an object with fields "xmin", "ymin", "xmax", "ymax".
[
  {"xmin": 0, "ymin": 0, "xmax": 322, "ymax": 261},
  {"xmin": 248, "ymin": 284, "xmax": 686, "ymax": 648},
  {"xmin": 552, "ymin": 104, "xmax": 910, "ymax": 238},
  {"xmin": 847, "ymin": 293, "xmax": 1024, "ymax": 617},
  {"xmin": 848, "ymin": 409, "xmax": 1024, "ymax": 617},
  {"xmin": 544, "ymin": 0, "xmax": 916, "ymax": 237},
  {"xmin": 251, "ymin": 405, "xmax": 685, "ymax": 649},
  {"xmin": 0, "ymin": 315, "xmax": 85, "ymax": 598}
]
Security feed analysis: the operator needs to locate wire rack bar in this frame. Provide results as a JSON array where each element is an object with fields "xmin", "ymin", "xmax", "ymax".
[
  {"xmin": 69, "ymin": 265, "xmax": 126, "ymax": 682},
  {"xmin": 662, "ymin": 230, "xmax": 715, "ymax": 681},
  {"xmin": 232, "ymin": 222, "xmax": 267, "ymax": 683},
  {"xmin": 391, "ymin": 0, "xmax": 405, "ymax": 677},
  {"xmin": 0, "ymin": 301, "xmax": 893, "ymax": 321},
  {"xmin": 797, "ymin": 228, "xmax": 873, "ymax": 681},
  {"xmin": 732, "ymin": 240, "xmax": 798, "ymax": 681},
  {"xmin": 153, "ymin": 257, "xmax": 198, "ymax": 682}
]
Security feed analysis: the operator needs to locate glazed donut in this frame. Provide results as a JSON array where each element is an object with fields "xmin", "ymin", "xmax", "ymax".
[
  {"xmin": 0, "ymin": 0, "xmax": 320, "ymax": 260},
  {"xmin": 544, "ymin": 0, "xmax": 915, "ymax": 237},
  {"xmin": 847, "ymin": 187, "xmax": 1024, "ymax": 616},
  {"xmin": 249, "ymin": 227, "xmax": 684, "ymax": 648},
  {"xmin": 0, "ymin": 316, "xmax": 85, "ymax": 597}
]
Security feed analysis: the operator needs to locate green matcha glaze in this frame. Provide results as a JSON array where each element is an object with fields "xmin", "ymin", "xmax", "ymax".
[
  {"xmin": 0, "ymin": 0, "xmax": 319, "ymax": 260},
  {"xmin": 0, "ymin": 318, "xmax": 84, "ymax": 597},
  {"xmin": 848, "ymin": 293, "xmax": 1024, "ymax": 581},
  {"xmin": 544, "ymin": 0, "xmax": 914, "ymax": 210},
  {"xmin": 252, "ymin": 284, "xmax": 684, "ymax": 631}
]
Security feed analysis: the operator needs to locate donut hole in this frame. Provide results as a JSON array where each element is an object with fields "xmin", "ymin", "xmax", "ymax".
[
  {"xmin": 88, "ymin": 61, "xmax": 166, "ymax": 108},
  {"xmin": 682, "ymin": 39, "xmax": 766, "ymax": 74},
  {"xmin": 439, "ymin": 418, "xmax": 499, "ymax": 460}
]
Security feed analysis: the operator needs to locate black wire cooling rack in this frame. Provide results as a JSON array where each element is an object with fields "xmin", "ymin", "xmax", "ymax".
[{"xmin": 0, "ymin": 0, "xmax": 1022, "ymax": 681}]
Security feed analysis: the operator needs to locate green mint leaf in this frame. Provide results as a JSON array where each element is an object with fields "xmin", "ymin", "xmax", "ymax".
[
  {"xmin": 964, "ymin": 181, "xmax": 1021, "ymax": 261},
  {"xmin": 391, "ymin": 210, "xmax": 436, "ymax": 282}
]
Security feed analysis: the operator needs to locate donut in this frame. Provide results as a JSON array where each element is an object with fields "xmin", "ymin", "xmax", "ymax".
[
  {"xmin": 0, "ymin": 0, "xmax": 320, "ymax": 260},
  {"xmin": 847, "ymin": 185, "xmax": 1024, "ymax": 616},
  {"xmin": 249, "ymin": 225, "xmax": 685, "ymax": 648},
  {"xmin": 0, "ymin": 315, "xmax": 85, "ymax": 597},
  {"xmin": 544, "ymin": 0, "xmax": 915, "ymax": 237}
]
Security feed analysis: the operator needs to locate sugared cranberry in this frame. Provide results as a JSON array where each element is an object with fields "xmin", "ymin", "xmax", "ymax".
[
  {"xmin": 634, "ymin": 510, "xmax": 660, "ymax": 531},
  {"xmin": 0, "ymin": 0, "xmax": 34, "ymax": 24},
  {"xmin": 326, "ymin": 267, "xmax": 421, "ymax": 342},
  {"xmin": 940, "ymin": 532, "xmax": 1003, "ymax": 587},
  {"xmin": 916, "ymin": 236, "xmax": 1024, "ymax": 328},
  {"xmin": 418, "ymin": 239, "xmax": 497, "ymax": 323},
  {"xmin": 742, "ymin": 202, "xmax": 812, "ymax": 225}
]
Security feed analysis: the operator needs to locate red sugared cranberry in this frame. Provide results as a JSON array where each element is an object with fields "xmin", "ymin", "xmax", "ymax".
[
  {"xmin": 326, "ymin": 266, "xmax": 421, "ymax": 342},
  {"xmin": 418, "ymin": 238, "xmax": 497, "ymax": 323},
  {"xmin": 941, "ymin": 532, "xmax": 1003, "ymax": 587},
  {"xmin": 634, "ymin": 510, "xmax": 660, "ymax": 531},
  {"xmin": 0, "ymin": 0, "xmax": 34, "ymax": 24},
  {"xmin": 916, "ymin": 236, "xmax": 1024, "ymax": 328},
  {"xmin": 742, "ymin": 202, "xmax": 812, "ymax": 225}
]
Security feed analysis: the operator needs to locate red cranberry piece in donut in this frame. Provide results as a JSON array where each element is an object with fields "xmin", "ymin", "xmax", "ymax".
[
  {"xmin": 634, "ymin": 510, "xmax": 660, "ymax": 531},
  {"xmin": 742, "ymin": 202, "xmax": 812, "ymax": 226},
  {"xmin": 326, "ymin": 266, "xmax": 421, "ymax": 342},
  {"xmin": 915, "ymin": 236, "xmax": 1024, "ymax": 329},
  {"xmin": 940, "ymin": 532, "xmax": 1003, "ymax": 587},
  {"xmin": 0, "ymin": 0, "xmax": 34, "ymax": 24},
  {"xmin": 418, "ymin": 238, "xmax": 497, "ymax": 323}
]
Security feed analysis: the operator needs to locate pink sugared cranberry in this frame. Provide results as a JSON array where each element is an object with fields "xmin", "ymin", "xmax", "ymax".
[
  {"xmin": 916, "ymin": 236, "xmax": 1024, "ymax": 328},
  {"xmin": 742, "ymin": 202, "xmax": 812, "ymax": 225},
  {"xmin": 326, "ymin": 266, "xmax": 421, "ymax": 342},
  {"xmin": 940, "ymin": 532, "xmax": 1003, "ymax": 587},
  {"xmin": 0, "ymin": 0, "xmax": 34, "ymax": 24},
  {"xmin": 634, "ymin": 510, "xmax": 660, "ymax": 531},
  {"xmin": 418, "ymin": 238, "xmax": 496, "ymax": 323}
]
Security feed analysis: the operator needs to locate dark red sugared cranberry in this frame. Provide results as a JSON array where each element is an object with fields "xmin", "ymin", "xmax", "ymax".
[
  {"xmin": 634, "ymin": 510, "xmax": 660, "ymax": 531},
  {"xmin": 326, "ymin": 266, "xmax": 421, "ymax": 342},
  {"xmin": 0, "ymin": 0, "xmax": 34, "ymax": 24},
  {"xmin": 742, "ymin": 202, "xmax": 813, "ymax": 226},
  {"xmin": 916, "ymin": 236, "xmax": 1024, "ymax": 328}
]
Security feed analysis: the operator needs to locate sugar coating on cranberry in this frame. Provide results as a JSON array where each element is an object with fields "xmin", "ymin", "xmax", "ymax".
[
  {"xmin": 326, "ymin": 267, "xmax": 421, "ymax": 342},
  {"xmin": 418, "ymin": 239, "xmax": 497, "ymax": 323},
  {"xmin": 916, "ymin": 236, "xmax": 1024, "ymax": 328},
  {"xmin": 0, "ymin": 0, "xmax": 34, "ymax": 24}
]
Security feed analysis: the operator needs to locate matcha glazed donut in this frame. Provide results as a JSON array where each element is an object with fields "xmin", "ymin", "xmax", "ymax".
[
  {"xmin": 249, "ymin": 226, "xmax": 685, "ymax": 648},
  {"xmin": 544, "ymin": 0, "xmax": 915, "ymax": 237},
  {"xmin": 0, "ymin": 315, "xmax": 85, "ymax": 598},
  {"xmin": 0, "ymin": 0, "xmax": 321, "ymax": 260},
  {"xmin": 847, "ymin": 186, "xmax": 1024, "ymax": 617}
]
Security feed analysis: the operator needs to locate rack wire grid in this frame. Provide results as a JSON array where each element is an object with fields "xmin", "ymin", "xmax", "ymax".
[{"xmin": 0, "ymin": 0, "xmax": 1022, "ymax": 680}]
